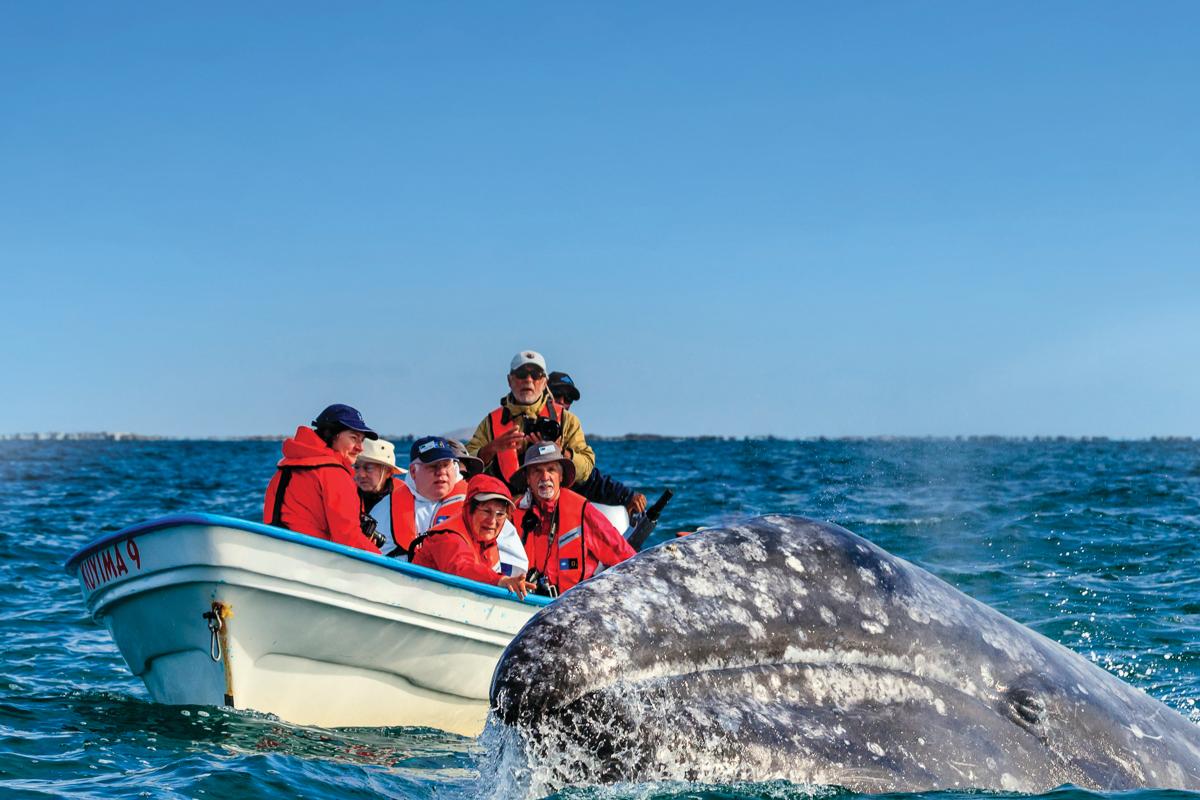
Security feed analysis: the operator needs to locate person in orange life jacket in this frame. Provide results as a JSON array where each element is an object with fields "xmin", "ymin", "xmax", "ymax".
[
  {"xmin": 410, "ymin": 475, "xmax": 537, "ymax": 600},
  {"xmin": 511, "ymin": 441, "xmax": 636, "ymax": 596},
  {"xmin": 467, "ymin": 350, "xmax": 595, "ymax": 492},
  {"xmin": 547, "ymin": 370, "xmax": 648, "ymax": 517},
  {"xmin": 389, "ymin": 437, "xmax": 529, "ymax": 575},
  {"xmin": 263, "ymin": 404, "xmax": 382, "ymax": 553},
  {"xmin": 354, "ymin": 437, "xmax": 409, "ymax": 549}
]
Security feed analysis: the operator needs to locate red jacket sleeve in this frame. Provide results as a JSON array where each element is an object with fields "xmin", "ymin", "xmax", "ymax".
[
  {"xmin": 322, "ymin": 469, "xmax": 381, "ymax": 553},
  {"xmin": 584, "ymin": 503, "xmax": 636, "ymax": 567},
  {"xmin": 414, "ymin": 533, "xmax": 502, "ymax": 585}
]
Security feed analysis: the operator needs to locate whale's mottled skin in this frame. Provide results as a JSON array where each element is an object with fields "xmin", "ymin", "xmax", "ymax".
[{"xmin": 489, "ymin": 516, "xmax": 1200, "ymax": 794}]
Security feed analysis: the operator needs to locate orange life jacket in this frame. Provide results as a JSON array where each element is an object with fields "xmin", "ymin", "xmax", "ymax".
[
  {"xmin": 410, "ymin": 511, "xmax": 500, "ymax": 571},
  {"xmin": 488, "ymin": 399, "xmax": 565, "ymax": 482},
  {"xmin": 513, "ymin": 489, "xmax": 590, "ymax": 593},
  {"xmin": 388, "ymin": 478, "xmax": 469, "ymax": 555}
]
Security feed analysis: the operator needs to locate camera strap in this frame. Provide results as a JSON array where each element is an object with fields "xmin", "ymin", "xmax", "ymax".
[{"xmin": 530, "ymin": 504, "xmax": 560, "ymax": 582}]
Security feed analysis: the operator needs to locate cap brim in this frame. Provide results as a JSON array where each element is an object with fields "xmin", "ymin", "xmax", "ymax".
[
  {"xmin": 472, "ymin": 492, "xmax": 514, "ymax": 506},
  {"xmin": 357, "ymin": 457, "xmax": 401, "ymax": 472},
  {"xmin": 511, "ymin": 457, "xmax": 576, "ymax": 492},
  {"xmin": 457, "ymin": 455, "xmax": 485, "ymax": 477}
]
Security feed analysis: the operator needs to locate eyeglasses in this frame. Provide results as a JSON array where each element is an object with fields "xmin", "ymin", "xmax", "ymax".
[{"xmin": 511, "ymin": 368, "xmax": 546, "ymax": 380}]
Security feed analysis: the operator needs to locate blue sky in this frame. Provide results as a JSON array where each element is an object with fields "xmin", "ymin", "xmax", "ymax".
[{"xmin": 2, "ymin": 2, "xmax": 1197, "ymax": 438}]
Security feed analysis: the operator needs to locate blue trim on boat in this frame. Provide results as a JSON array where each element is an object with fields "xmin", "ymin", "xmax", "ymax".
[{"xmin": 63, "ymin": 512, "xmax": 553, "ymax": 607}]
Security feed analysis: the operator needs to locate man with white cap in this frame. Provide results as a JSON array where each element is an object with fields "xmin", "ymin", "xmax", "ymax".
[
  {"xmin": 467, "ymin": 350, "xmax": 595, "ymax": 492},
  {"xmin": 385, "ymin": 435, "xmax": 528, "ymax": 576}
]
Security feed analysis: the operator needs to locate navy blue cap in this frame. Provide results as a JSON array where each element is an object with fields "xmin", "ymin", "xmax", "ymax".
[
  {"xmin": 312, "ymin": 404, "xmax": 378, "ymax": 440},
  {"xmin": 410, "ymin": 436, "xmax": 457, "ymax": 464},
  {"xmin": 548, "ymin": 371, "xmax": 581, "ymax": 402}
]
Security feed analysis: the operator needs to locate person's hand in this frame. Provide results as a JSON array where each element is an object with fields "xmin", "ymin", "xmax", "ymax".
[
  {"xmin": 482, "ymin": 428, "xmax": 528, "ymax": 462},
  {"xmin": 626, "ymin": 493, "xmax": 647, "ymax": 516},
  {"xmin": 499, "ymin": 573, "xmax": 537, "ymax": 600}
]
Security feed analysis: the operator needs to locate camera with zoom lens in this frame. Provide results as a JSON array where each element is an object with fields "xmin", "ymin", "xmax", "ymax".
[
  {"xmin": 360, "ymin": 513, "xmax": 385, "ymax": 548},
  {"xmin": 521, "ymin": 416, "xmax": 562, "ymax": 442}
]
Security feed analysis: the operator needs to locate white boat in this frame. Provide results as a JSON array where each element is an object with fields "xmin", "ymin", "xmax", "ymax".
[{"xmin": 64, "ymin": 513, "xmax": 555, "ymax": 736}]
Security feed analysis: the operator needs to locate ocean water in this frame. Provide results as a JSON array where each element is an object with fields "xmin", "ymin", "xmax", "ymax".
[{"xmin": 2, "ymin": 438, "xmax": 1199, "ymax": 799}]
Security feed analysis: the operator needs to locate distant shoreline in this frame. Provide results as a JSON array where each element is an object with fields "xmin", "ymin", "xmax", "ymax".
[{"xmin": 1, "ymin": 432, "xmax": 1196, "ymax": 443}]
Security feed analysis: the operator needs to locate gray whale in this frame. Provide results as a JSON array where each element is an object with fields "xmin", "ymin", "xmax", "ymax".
[{"xmin": 489, "ymin": 516, "xmax": 1200, "ymax": 793}]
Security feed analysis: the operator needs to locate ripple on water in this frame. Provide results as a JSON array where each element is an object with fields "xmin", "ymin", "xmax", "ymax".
[{"xmin": 3, "ymin": 439, "xmax": 1200, "ymax": 798}]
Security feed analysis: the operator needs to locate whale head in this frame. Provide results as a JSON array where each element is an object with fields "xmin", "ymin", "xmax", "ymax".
[{"xmin": 489, "ymin": 516, "xmax": 1200, "ymax": 794}]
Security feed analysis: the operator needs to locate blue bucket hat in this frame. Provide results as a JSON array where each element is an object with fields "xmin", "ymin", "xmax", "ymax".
[{"xmin": 312, "ymin": 404, "xmax": 378, "ymax": 440}]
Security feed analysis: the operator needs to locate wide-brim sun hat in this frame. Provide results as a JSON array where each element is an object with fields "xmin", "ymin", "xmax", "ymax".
[
  {"xmin": 446, "ymin": 438, "xmax": 486, "ymax": 477},
  {"xmin": 357, "ymin": 438, "xmax": 405, "ymax": 473},
  {"xmin": 511, "ymin": 441, "xmax": 575, "ymax": 492}
]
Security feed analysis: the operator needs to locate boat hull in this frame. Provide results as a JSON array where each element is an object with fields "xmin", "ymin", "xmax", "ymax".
[{"xmin": 66, "ymin": 514, "xmax": 549, "ymax": 735}]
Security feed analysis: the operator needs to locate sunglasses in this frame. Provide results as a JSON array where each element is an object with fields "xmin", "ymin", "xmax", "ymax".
[{"xmin": 511, "ymin": 368, "xmax": 546, "ymax": 380}]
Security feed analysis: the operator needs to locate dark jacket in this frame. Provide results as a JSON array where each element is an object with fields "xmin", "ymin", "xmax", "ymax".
[{"xmin": 572, "ymin": 467, "xmax": 635, "ymax": 507}]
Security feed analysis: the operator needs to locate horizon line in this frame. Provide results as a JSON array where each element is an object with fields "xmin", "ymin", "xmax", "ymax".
[{"xmin": 2, "ymin": 432, "xmax": 1197, "ymax": 444}]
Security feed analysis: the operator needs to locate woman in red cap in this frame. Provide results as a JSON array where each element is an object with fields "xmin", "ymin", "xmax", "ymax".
[
  {"xmin": 410, "ymin": 474, "xmax": 535, "ymax": 599},
  {"xmin": 263, "ymin": 404, "xmax": 383, "ymax": 552}
]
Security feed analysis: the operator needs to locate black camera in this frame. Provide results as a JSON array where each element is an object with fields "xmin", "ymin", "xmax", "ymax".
[
  {"xmin": 360, "ymin": 513, "xmax": 385, "ymax": 548},
  {"xmin": 522, "ymin": 416, "xmax": 562, "ymax": 442},
  {"xmin": 524, "ymin": 568, "xmax": 558, "ymax": 598}
]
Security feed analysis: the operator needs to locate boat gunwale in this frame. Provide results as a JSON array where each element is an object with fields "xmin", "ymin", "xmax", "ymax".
[{"xmin": 63, "ymin": 511, "xmax": 554, "ymax": 607}]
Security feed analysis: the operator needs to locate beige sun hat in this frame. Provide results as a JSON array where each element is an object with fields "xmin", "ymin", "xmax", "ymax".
[
  {"xmin": 512, "ymin": 441, "xmax": 575, "ymax": 491},
  {"xmin": 356, "ymin": 438, "xmax": 406, "ymax": 474}
]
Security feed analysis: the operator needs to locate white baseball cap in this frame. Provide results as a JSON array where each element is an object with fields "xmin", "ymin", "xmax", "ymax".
[{"xmin": 510, "ymin": 350, "xmax": 547, "ymax": 373}]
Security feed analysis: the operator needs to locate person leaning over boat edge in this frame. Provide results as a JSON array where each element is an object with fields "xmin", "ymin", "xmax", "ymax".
[
  {"xmin": 548, "ymin": 370, "xmax": 648, "ymax": 517},
  {"xmin": 379, "ymin": 436, "xmax": 529, "ymax": 574},
  {"xmin": 263, "ymin": 404, "xmax": 383, "ymax": 553},
  {"xmin": 512, "ymin": 441, "xmax": 635, "ymax": 597},
  {"xmin": 410, "ymin": 475, "xmax": 536, "ymax": 600},
  {"xmin": 467, "ymin": 350, "xmax": 595, "ymax": 491}
]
